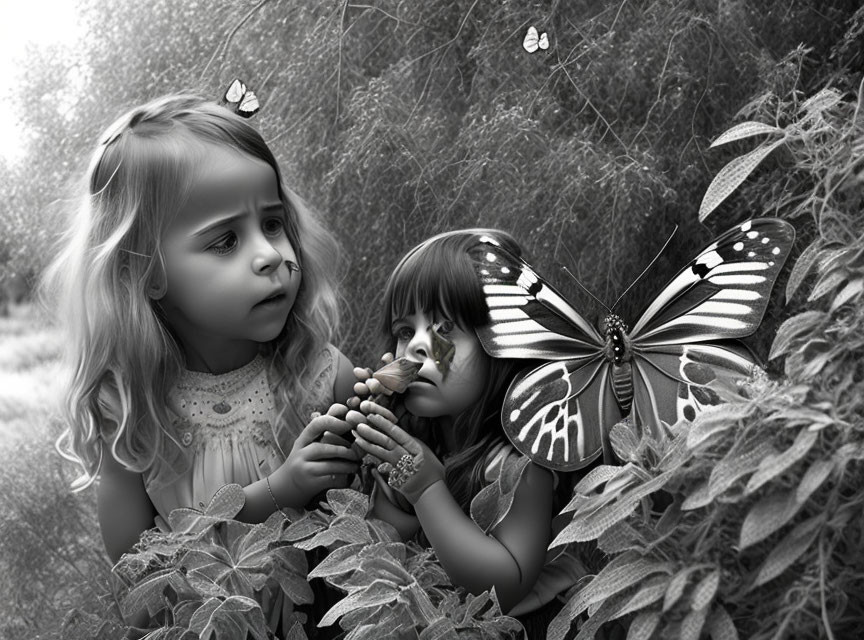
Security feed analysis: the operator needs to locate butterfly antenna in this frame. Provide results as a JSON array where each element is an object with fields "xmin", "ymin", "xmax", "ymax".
[
  {"xmin": 560, "ymin": 265, "xmax": 612, "ymax": 315},
  {"xmin": 610, "ymin": 225, "xmax": 678, "ymax": 311}
]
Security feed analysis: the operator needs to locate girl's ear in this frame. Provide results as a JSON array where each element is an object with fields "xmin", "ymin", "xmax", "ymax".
[{"xmin": 147, "ymin": 274, "xmax": 167, "ymax": 300}]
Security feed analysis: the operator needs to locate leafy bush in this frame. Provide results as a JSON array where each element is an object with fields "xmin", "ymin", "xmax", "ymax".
[{"xmin": 544, "ymin": 81, "xmax": 864, "ymax": 639}]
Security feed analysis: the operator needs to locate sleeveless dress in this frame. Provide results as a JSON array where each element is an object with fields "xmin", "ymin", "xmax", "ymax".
[{"xmin": 144, "ymin": 345, "xmax": 339, "ymax": 520}]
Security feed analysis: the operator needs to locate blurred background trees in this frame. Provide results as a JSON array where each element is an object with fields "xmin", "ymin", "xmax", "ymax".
[
  {"xmin": 2, "ymin": 1, "xmax": 863, "ymax": 638},
  {"xmin": 2, "ymin": 0, "xmax": 859, "ymax": 361}
]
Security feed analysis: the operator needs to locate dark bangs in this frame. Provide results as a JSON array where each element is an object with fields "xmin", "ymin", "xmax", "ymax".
[{"xmin": 382, "ymin": 232, "xmax": 490, "ymax": 336}]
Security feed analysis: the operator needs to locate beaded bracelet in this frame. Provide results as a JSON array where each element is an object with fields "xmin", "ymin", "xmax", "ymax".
[{"xmin": 266, "ymin": 476, "xmax": 287, "ymax": 518}]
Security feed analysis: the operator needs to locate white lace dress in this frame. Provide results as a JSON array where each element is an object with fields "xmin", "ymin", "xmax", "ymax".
[{"xmin": 144, "ymin": 345, "xmax": 339, "ymax": 520}]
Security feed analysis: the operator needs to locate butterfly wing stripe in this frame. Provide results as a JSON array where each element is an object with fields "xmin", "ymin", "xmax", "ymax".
[
  {"xmin": 489, "ymin": 308, "xmax": 529, "ymax": 321},
  {"xmin": 502, "ymin": 359, "xmax": 609, "ymax": 470},
  {"xmin": 631, "ymin": 219, "xmax": 794, "ymax": 340},
  {"xmin": 711, "ymin": 289, "xmax": 761, "ymax": 301}
]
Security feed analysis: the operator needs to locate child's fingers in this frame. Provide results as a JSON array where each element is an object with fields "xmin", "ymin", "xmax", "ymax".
[
  {"xmin": 355, "ymin": 422, "xmax": 397, "ymax": 451},
  {"xmin": 320, "ymin": 431, "xmax": 352, "ymax": 447},
  {"xmin": 353, "ymin": 366, "xmax": 373, "ymax": 381},
  {"xmin": 352, "ymin": 431, "xmax": 400, "ymax": 466},
  {"xmin": 345, "ymin": 409, "xmax": 368, "ymax": 428},
  {"xmin": 310, "ymin": 460, "xmax": 359, "ymax": 476},
  {"xmin": 297, "ymin": 414, "xmax": 352, "ymax": 446},
  {"xmin": 359, "ymin": 400, "xmax": 398, "ymax": 424},
  {"xmin": 365, "ymin": 413, "xmax": 422, "ymax": 456},
  {"xmin": 353, "ymin": 381, "xmax": 371, "ymax": 397},
  {"xmin": 327, "ymin": 403, "xmax": 349, "ymax": 418},
  {"xmin": 379, "ymin": 352, "xmax": 394, "ymax": 366},
  {"xmin": 307, "ymin": 442, "xmax": 360, "ymax": 461}
]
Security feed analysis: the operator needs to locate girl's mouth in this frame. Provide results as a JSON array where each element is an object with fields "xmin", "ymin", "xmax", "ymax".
[{"xmin": 254, "ymin": 292, "xmax": 286, "ymax": 308}]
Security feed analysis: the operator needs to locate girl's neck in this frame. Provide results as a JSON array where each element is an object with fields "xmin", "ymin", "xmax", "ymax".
[{"xmin": 183, "ymin": 341, "xmax": 261, "ymax": 375}]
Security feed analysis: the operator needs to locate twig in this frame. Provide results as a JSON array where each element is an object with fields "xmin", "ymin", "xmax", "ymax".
[{"xmin": 199, "ymin": 0, "xmax": 272, "ymax": 81}]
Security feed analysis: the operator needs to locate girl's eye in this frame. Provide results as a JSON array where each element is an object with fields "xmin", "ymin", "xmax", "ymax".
[
  {"xmin": 436, "ymin": 319, "xmax": 456, "ymax": 335},
  {"xmin": 394, "ymin": 326, "xmax": 414, "ymax": 342},
  {"xmin": 262, "ymin": 217, "xmax": 285, "ymax": 237},
  {"xmin": 209, "ymin": 232, "xmax": 238, "ymax": 255}
]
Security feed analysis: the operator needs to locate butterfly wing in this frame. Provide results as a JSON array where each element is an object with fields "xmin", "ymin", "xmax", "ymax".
[
  {"xmin": 470, "ymin": 234, "xmax": 614, "ymax": 469},
  {"xmin": 627, "ymin": 218, "xmax": 795, "ymax": 430},
  {"xmin": 523, "ymin": 26, "xmax": 540, "ymax": 53},
  {"xmin": 469, "ymin": 234, "xmax": 604, "ymax": 361},
  {"xmin": 630, "ymin": 218, "xmax": 795, "ymax": 344},
  {"xmin": 538, "ymin": 32, "xmax": 549, "ymax": 50},
  {"xmin": 224, "ymin": 78, "xmax": 246, "ymax": 104},
  {"xmin": 502, "ymin": 358, "xmax": 622, "ymax": 471},
  {"xmin": 237, "ymin": 90, "xmax": 260, "ymax": 118}
]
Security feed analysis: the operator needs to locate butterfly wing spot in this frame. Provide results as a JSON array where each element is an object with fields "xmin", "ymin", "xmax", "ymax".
[
  {"xmin": 508, "ymin": 363, "xmax": 576, "ymax": 464},
  {"xmin": 682, "ymin": 361, "xmax": 716, "ymax": 385},
  {"xmin": 741, "ymin": 220, "xmax": 752, "ymax": 232},
  {"xmin": 733, "ymin": 242, "xmax": 744, "ymax": 251}
]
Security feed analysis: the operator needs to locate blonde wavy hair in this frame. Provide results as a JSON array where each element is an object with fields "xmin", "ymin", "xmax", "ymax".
[{"xmin": 42, "ymin": 94, "xmax": 341, "ymax": 490}]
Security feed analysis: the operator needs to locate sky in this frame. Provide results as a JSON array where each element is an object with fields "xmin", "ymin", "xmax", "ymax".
[{"xmin": 0, "ymin": 1, "xmax": 84, "ymax": 162}]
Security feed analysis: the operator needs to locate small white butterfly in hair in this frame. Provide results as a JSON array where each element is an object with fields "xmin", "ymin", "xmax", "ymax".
[
  {"xmin": 523, "ymin": 26, "xmax": 549, "ymax": 53},
  {"xmin": 223, "ymin": 78, "xmax": 260, "ymax": 118}
]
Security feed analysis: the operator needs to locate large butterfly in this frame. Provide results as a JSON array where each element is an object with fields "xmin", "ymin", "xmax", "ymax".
[
  {"xmin": 222, "ymin": 78, "xmax": 260, "ymax": 118},
  {"xmin": 469, "ymin": 219, "xmax": 795, "ymax": 471}
]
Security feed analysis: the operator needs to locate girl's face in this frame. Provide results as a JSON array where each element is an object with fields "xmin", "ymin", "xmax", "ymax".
[
  {"xmin": 158, "ymin": 145, "xmax": 300, "ymax": 370},
  {"xmin": 392, "ymin": 310, "xmax": 489, "ymax": 420}
]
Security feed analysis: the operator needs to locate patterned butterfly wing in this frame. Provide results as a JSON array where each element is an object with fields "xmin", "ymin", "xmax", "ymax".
[
  {"xmin": 469, "ymin": 235, "xmax": 614, "ymax": 470},
  {"xmin": 224, "ymin": 79, "xmax": 246, "ymax": 104},
  {"xmin": 522, "ymin": 26, "xmax": 540, "ymax": 53},
  {"xmin": 237, "ymin": 90, "xmax": 260, "ymax": 118},
  {"xmin": 627, "ymin": 218, "xmax": 795, "ymax": 430}
]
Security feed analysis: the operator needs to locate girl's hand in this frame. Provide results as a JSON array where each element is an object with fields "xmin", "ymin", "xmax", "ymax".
[
  {"xmin": 352, "ymin": 406, "xmax": 444, "ymax": 504},
  {"xmin": 347, "ymin": 352, "xmax": 394, "ymax": 409},
  {"xmin": 275, "ymin": 404, "xmax": 360, "ymax": 506}
]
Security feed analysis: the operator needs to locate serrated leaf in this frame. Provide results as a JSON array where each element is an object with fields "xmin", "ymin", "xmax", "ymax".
[
  {"xmin": 548, "ymin": 552, "xmax": 672, "ymax": 639},
  {"xmin": 609, "ymin": 575, "xmax": 669, "ymax": 620},
  {"xmin": 318, "ymin": 580, "xmax": 400, "ymax": 627},
  {"xmin": 307, "ymin": 542, "xmax": 367, "ymax": 579},
  {"xmin": 739, "ymin": 490, "xmax": 800, "ymax": 549},
  {"xmin": 121, "ymin": 569, "xmax": 198, "ymax": 620},
  {"xmin": 325, "ymin": 489, "xmax": 370, "ymax": 517},
  {"xmin": 745, "ymin": 428, "xmax": 818, "ymax": 494},
  {"xmin": 627, "ymin": 610, "xmax": 661, "ymax": 640},
  {"xmin": 610, "ymin": 420, "xmax": 641, "ymax": 461},
  {"xmin": 706, "ymin": 604, "xmax": 739, "ymax": 640},
  {"xmin": 690, "ymin": 570, "xmax": 720, "ymax": 610},
  {"xmin": 574, "ymin": 595, "xmax": 626, "ymax": 640},
  {"xmin": 831, "ymin": 277, "xmax": 864, "ymax": 311},
  {"xmin": 686, "ymin": 404, "xmax": 751, "ymax": 448},
  {"xmin": 680, "ymin": 607, "xmax": 709, "ymax": 640},
  {"xmin": 295, "ymin": 515, "xmax": 372, "ymax": 550},
  {"xmin": 663, "ymin": 566, "xmax": 704, "ymax": 612},
  {"xmin": 796, "ymin": 459, "xmax": 834, "ymax": 503},
  {"xmin": 699, "ymin": 138, "xmax": 785, "ymax": 222},
  {"xmin": 682, "ymin": 439, "xmax": 774, "ymax": 511},
  {"xmin": 554, "ymin": 472, "xmax": 671, "ymax": 544},
  {"xmin": 710, "ymin": 121, "xmax": 782, "ymax": 147},
  {"xmin": 786, "ymin": 241, "xmax": 821, "ymax": 300},
  {"xmin": 187, "ymin": 596, "xmax": 269, "ymax": 640},
  {"xmin": 769, "ymin": 311, "xmax": 827, "ymax": 360},
  {"xmin": 469, "ymin": 454, "xmax": 530, "ymax": 532},
  {"xmin": 572, "ymin": 464, "xmax": 628, "ymax": 496},
  {"xmin": 808, "ymin": 271, "xmax": 847, "ymax": 301},
  {"xmin": 751, "ymin": 514, "xmax": 824, "ymax": 588},
  {"xmin": 798, "ymin": 88, "xmax": 843, "ymax": 121}
]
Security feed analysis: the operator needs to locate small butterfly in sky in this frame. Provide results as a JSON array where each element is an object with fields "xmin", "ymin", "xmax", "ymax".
[
  {"xmin": 522, "ymin": 26, "xmax": 549, "ymax": 53},
  {"xmin": 469, "ymin": 218, "xmax": 795, "ymax": 471},
  {"xmin": 222, "ymin": 78, "xmax": 260, "ymax": 118}
]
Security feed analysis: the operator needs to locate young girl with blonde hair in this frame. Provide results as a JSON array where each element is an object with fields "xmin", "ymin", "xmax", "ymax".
[{"xmin": 44, "ymin": 94, "xmax": 360, "ymax": 564}]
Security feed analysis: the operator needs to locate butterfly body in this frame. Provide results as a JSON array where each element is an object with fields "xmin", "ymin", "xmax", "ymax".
[{"xmin": 470, "ymin": 219, "xmax": 795, "ymax": 471}]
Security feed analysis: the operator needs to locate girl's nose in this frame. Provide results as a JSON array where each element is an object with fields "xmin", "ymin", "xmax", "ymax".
[
  {"xmin": 406, "ymin": 329, "xmax": 430, "ymax": 361},
  {"xmin": 252, "ymin": 238, "xmax": 283, "ymax": 275}
]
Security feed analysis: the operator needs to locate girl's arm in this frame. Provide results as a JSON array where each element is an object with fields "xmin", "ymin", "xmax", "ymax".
[
  {"xmin": 354, "ymin": 412, "xmax": 554, "ymax": 612},
  {"xmin": 413, "ymin": 463, "xmax": 553, "ymax": 612},
  {"xmin": 97, "ymin": 449, "xmax": 158, "ymax": 563},
  {"xmin": 368, "ymin": 468, "xmax": 421, "ymax": 540}
]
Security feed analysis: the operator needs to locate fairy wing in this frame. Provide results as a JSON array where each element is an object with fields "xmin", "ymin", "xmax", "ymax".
[
  {"xmin": 627, "ymin": 218, "xmax": 795, "ymax": 429},
  {"xmin": 470, "ymin": 235, "xmax": 614, "ymax": 470}
]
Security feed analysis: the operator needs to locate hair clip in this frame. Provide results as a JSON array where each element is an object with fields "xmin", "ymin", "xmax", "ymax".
[{"xmin": 221, "ymin": 78, "xmax": 260, "ymax": 118}]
